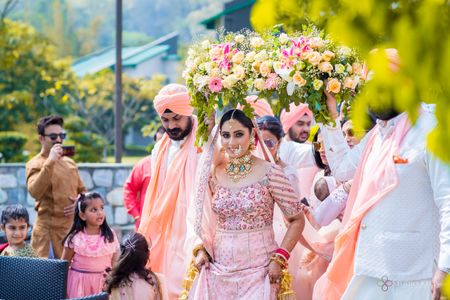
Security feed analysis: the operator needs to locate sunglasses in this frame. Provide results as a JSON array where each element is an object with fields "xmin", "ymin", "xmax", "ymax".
[
  {"xmin": 263, "ymin": 139, "xmax": 277, "ymax": 149},
  {"xmin": 43, "ymin": 133, "xmax": 67, "ymax": 141},
  {"xmin": 313, "ymin": 141, "xmax": 325, "ymax": 151}
]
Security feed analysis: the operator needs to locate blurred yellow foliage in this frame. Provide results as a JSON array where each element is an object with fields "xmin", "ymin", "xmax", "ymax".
[{"xmin": 251, "ymin": 0, "xmax": 450, "ymax": 163}]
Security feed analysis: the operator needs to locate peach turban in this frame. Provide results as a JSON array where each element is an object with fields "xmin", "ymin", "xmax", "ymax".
[
  {"xmin": 153, "ymin": 84, "xmax": 193, "ymax": 116},
  {"xmin": 237, "ymin": 95, "xmax": 274, "ymax": 117},
  {"xmin": 280, "ymin": 103, "xmax": 313, "ymax": 133},
  {"xmin": 363, "ymin": 48, "xmax": 400, "ymax": 80}
]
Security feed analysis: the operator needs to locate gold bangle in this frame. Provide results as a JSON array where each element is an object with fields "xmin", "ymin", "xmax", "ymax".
[
  {"xmin": 270, "ymin": 255, "xmax": 288, "ymax": 269},
  {"xmin": 192, "ymin": 244, "xmax": 206, "ymax": 257}
]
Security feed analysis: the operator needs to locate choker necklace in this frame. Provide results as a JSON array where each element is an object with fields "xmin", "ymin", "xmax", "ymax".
[{"xmin": 225, "ymin": 152, "xmax": 254, "ymax": 182}]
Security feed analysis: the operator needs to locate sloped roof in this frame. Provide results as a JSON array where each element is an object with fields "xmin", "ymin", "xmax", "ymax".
[
  {"xmin": 72, "ymin": 32, "xmax": 178, "ymax": 76},
  {"xmin": 200, "ymin": 0, "xmax": 256, "ymax": 28}
]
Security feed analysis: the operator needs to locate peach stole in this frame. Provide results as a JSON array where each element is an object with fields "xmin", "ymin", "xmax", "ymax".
[
  {"xmin": 138, "ymin": 120, "xmax": 198, "ymax": 275},
  {"xmin": 314, "ymin": 114, "xmax": 411, "ymax": 299}
]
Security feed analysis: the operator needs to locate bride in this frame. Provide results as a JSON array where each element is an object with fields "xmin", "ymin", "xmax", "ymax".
[{"xmin": 184, "ymin": 109, "xmax": 306, "ymax": 300}]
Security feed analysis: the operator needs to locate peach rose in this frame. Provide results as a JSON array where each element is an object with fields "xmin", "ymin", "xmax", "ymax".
[
  {"xmin": 318, "ymin": 62, "xmax": 333, "ymax": 73},
  {"xmin": 344, "ymin": 77, "xmax": 354, "ymax": 89},
  {"xmin": 321, "ymin": 50, "xmax": 335, "ymax": 62},
  {"xmin": 209, "ymin": 68, "xmax": 221, "ymax": 78},
  {"xmin": 293, "ymin": 72, "xmax": 307, "ymax": 87},
  {"xmin": 326, "ymin": 78, "xmax": 341, "ymax": 93},
  {"xmin": 209, "ymin": 47, "xmax": 222, "ymax": 60},
  {"xmin": 252, "ymin": 61, "xmax": 261, "ymax": 73},
  {"xmin": 352, "ymin": 62, "xmax": 362, "ymax": 74},
  {"xmin": 232, "ymin": 51, "xmax": 245, "ymax": 64},
  {"xmin": 308, "ymin": 51, "xmax": 322, "ymax": 66},
  {"xmin": 309, "ymin": 37, "xmax": 324, "ymax": 49}
]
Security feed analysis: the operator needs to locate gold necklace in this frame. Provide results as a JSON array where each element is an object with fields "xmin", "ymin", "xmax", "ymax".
[{"xmin": 225, "ymin": 152, "xmax": 254, "ymax": 182}]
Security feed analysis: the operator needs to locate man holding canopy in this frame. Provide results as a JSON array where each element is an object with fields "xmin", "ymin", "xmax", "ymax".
[{"xmin": 138, "ymin": 83, "xmax": 199, "ymax": 300}]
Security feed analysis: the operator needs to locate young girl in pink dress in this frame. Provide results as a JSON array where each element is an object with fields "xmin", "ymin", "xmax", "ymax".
[{"xmin": 62, "ymin": 192, "xmax": 119, "ymax": 298}]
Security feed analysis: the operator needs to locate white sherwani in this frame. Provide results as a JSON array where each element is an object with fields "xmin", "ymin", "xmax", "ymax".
[{"xmin": 320, "ymin": 105, "xmax": 450, "ymax": 299}]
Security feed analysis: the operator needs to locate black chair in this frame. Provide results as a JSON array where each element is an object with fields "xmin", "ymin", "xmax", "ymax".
[
  {"xmin": 0, "ymin": 256, "xmax": 68, "ymax": 300},
  {"xmin": 64, "ymin": 292, "xmax": 109, "ymax": 300}
]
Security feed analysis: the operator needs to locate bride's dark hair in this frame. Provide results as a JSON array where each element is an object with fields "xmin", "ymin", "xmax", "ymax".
[{"xmin": 219, "ymin": 109, "xmax": 254, "ymax": 133}]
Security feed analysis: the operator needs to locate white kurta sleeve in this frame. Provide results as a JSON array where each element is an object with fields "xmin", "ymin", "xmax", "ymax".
[
  {"xmin": 313, "ymin": 184, "xmax": 349, "ymax": 226},
  {"xmin": 426, "ymin": 151, "xmax": 450, "ymax": 270},
  {"xmin": 319, "ymin": 123, "xmax": 369, "ymax": 182},
  {"xmin": 279, "ymin": 140, "xmax": 316, "ymax": 169}
]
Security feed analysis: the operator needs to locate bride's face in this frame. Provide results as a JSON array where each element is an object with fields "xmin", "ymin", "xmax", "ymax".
[{"xmin": 220, "ymin": 119, "xmax": 252, "ymax": 158}]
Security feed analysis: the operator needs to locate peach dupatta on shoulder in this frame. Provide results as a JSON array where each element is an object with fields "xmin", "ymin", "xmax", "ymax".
[
  {"xmin": 314, "ymin": 114, "xmax": 411, "ymax": 299},
  {"xmin": 138, "ymin": 118, "xmax": 198, "ymax": 273}
]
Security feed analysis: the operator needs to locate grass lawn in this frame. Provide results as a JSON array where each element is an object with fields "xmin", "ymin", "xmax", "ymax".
[{"xmin": 105, "ymin": 156, "xmax": 145, "ymax": 164}]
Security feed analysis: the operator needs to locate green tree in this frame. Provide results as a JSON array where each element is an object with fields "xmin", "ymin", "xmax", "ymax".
[
  {"xmin": 69, "ymin": 70, "xmax": 165, "ymax": 155},
  {"xmin": 0, "ymin": 18, "xmax": 77, "ymax": 130},
  {"xmin": 251, "ymin": 0, "xmax": 450, "ymax": 163},
  {"xmin": 64, "ymin": 116, "xmax": 105, "ymax": 162}
]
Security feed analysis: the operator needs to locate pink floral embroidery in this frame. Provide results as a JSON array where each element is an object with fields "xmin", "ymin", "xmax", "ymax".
[{"xmin": 212, "ymin": 165, "xmax": 302, "ymax": 231}]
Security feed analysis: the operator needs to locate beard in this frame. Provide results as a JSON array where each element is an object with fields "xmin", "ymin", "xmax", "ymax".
[
  {"xmin": 288, "ymin": 128, "xmax": 308, "ymax": 143},
  {"xmin": 165, "ymin": 118, "xmax": 193, "ymax": 141},
  {"xmin": 368, "ymin": 107, "xmax": 401, "ymax": 121}
]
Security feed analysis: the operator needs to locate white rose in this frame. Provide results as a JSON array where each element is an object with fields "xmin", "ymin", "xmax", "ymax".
[
  {"xmin": 201, "ymin": 40, "xmax": 211, "ymax": 49},
  {"xmin": 222, "ymin": 75, "xmax": 238, "ymax": 89},
  {"xmin": 335, "ymin": 64, "xmax": 345, "ymax": 74},
  {"xmin": 195, "ymin": 75, "xmax": 210, "ymax": 88},
  {"xmin": 279, "ymin": 33, "xmax": 289, "ymax": 44},
  {"xmin": 339, "ymin": 46, "xmax": 351, "ymax": 57},
  {"xmin": 254, "ymin": 50, "xmax": 268, "ymax": 62},
  {"xmin": 250, "ymin": 37, "xmax": 264, "ymax": 48},
  {"xmin": 245, "ymin": 51, "xmax": 256, "ymax": 62},
  {"xmin": 254, "ymin": 78, "xmax": 266, "ymax": 90},
  {"xmin": 233, "ymin": 65, "xmax": 245, "ymax": 80},
  {"xmin": 234, "ymin": 34, "xmax": 245, "ymax": 44},
  {"xmin": 259, "ymin": 61, "xmax": 272, "ymax": 77},
  {"xmin": 188, "ymin": 48, "xmax": 196, "ymax": 57},
  {"xmin": 194, "ymin": 57, "xmax": 202, "ymax": 67}
]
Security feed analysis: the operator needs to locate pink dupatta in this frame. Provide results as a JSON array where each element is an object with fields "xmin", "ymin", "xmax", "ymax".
[{"xmin": 138, "ymin": 118, "xmax": 198, "ymax": 272}]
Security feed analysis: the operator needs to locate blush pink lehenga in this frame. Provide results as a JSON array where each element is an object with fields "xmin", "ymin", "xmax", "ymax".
[{"xmin": 188, "ymin": 165, "xmax": 303, "ymax": 300}]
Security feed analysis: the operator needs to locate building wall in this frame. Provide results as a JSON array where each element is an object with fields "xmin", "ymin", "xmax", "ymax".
[{"xmin": 0, "ymin": 163, "xmax": 136, "ymax": 238}]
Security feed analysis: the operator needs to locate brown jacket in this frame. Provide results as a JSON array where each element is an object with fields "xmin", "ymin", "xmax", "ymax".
[{"xmin": 26, "ymin": 153, "xmax": 85, "ymax": 258}]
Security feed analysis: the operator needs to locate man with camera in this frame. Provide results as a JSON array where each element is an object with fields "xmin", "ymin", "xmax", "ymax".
[{"xmin": 26, "ymin": 115, "xmax": 85, "ymax": 258}]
